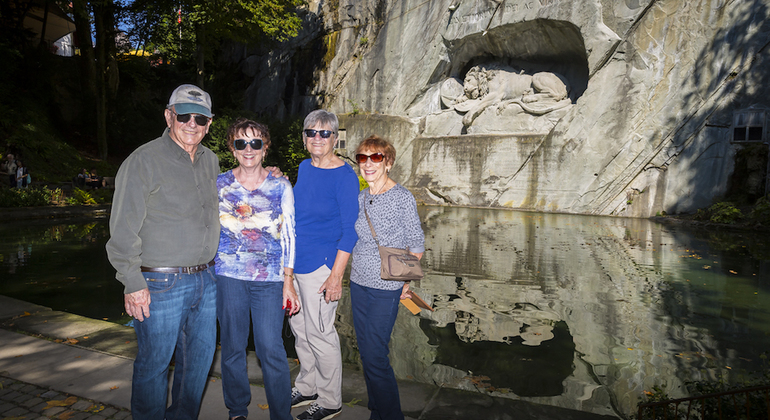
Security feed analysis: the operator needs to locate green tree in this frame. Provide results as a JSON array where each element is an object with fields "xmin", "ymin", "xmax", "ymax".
[{"xmin": 127, "ymin": 0, "xmax": 303, "ymax": 88}]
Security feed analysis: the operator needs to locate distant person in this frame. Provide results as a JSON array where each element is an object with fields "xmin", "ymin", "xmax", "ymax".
[
  {"xmin": 5, "ymin": 154, "xmax": 17, "ymax": 188},
  {"xmin": 86, "ymin": 168, "xmax": 105, "ymax": 189},
  {"xmin": 15, "ymin": 160, "xmax": 29, "ymax": 189},
  {"xmin": 106, "ymin": 84, "xmax": 220, "ymax": 420},
  {"xmin": 215, "ymin": 118, "xmax": 299, "ymax": 420},
  {"xmin": 289, "ymin": 110, "xmax": 358, "ymax": 420},
  {"xmin": 75, "ymin": 168, "xmax": 88, "ymax": 188},
  {"xmin": 351, "ymin": 135, "xmax": 425, "ymax": 420}
]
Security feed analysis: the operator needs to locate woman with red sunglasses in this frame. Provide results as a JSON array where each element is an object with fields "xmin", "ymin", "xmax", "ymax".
[{"xmin": 350, "ymin": 135, "xmax": 425, "ymax": 420}]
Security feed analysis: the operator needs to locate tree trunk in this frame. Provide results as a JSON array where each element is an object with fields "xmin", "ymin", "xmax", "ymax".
[
  {"xmin": 195, "ymin": 23, "xmax": 205, "ymax": 88},
  {"xmin": 71, "ymin": 0, "xmax": 100, "ymax": 153},
  {"xmin": 93, "ymin": 0, "xmax": 115, "ymax": 160}
]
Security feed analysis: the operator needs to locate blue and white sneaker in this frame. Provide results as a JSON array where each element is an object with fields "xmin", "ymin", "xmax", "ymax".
[{"xmin": 296, "ymin": 402, "xmax": 341, "ymax": 420}]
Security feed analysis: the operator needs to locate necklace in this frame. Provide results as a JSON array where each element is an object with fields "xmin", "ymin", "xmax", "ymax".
[{"xmin": 369, "ymin": 180, "xmax": 389, "ymax": 204}]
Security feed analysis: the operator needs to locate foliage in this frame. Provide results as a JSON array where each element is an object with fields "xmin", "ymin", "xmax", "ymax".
[
  {"xmin": 636, "ymin": 363, "xmax": 770, "ymax": 420},
  {"xmin": 693, "ymin": 202, "xmax": 745, "ymax": 224},
  {"xmin": 203, "ymin": 110, "xmax": 308, "ymax": 183},
  {"xmin": 126, "ymin": 0, "xmax": 303, "ymax": 73},
  {"xmin": 749, "ymin": 195, "xmax": 770, "ymax": 225},
  {"xmin": 67, "ymin": 188, "xmax": 98, "ymax": 206},
  {"xmin": 0, "ymin": 187, "xmax": 57, "ymax": 207},
  {"xmin": 708, "ymin": 202, "xmax": 743, "ymax": 224},
  {"xmin": 347, "ymin": 99, "xmax": 360, "ymax": 115}
]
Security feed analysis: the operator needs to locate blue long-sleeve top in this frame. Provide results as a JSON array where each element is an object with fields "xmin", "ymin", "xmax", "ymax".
[{"xmin": 293, "ymin": 159, "xmax": 359, "ymax": 274}]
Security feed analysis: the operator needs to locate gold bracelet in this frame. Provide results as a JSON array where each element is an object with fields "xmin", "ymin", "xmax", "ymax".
[{"xmin": 283, "ymin": 273, "xmax": 294, "ymax": 280}]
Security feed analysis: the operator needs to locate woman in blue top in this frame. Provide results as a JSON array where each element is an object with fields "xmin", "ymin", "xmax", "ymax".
[
  {"xmin": 289, "ymin": 110, "xmax": 359, "ymax": 420},
  {"xmin": 215, "ymin": 118, "xmax": 299, "ymax": 420}
]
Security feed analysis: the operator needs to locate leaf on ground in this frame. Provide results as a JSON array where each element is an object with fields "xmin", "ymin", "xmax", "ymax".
[
  {"xmin": 58, "ymin": 410, "xmax": 76, "ymax": 419},
  {"xmin": 65, "ymin": 338, "xmax": 79, "ymax": 345},
  {"xmin": 19, "ymin": 311, "xmax": 31, "ymax": 317},
  {"xmin": 87, "ymin": 404, "xmax": 105, "ymax": 413},
  {"xmin": 110, "ymin": 386, "xmax": 119, "ymax": 390},
  {"xmin": 344, "ymin": 398, "xmax": 361, "ymax": 407},
  {"xmin": 43, "ymin": 396, "xmax": 78, "ymax": 409},
  {"xmin": 257, "ymin": 404, "xmax": 269, "ymax": 410}
]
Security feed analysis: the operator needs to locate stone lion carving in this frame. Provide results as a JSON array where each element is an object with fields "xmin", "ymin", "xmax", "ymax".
[{"xmin": 445, "ymin": 65, "xmax": 572, "ymax": 126}]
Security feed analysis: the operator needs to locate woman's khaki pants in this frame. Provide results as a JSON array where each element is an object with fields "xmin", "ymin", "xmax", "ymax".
[{"xmin": 289, "ymin": 265, "xmax": 342, "ymax": 409}]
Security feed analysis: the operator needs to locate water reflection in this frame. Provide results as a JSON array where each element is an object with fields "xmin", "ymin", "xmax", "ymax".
[
  {"xmin": 1, "ymin": 208, "xmax": 769, "ymax": 417},
  {"xmin": 0, "ymin": 216, "xmax": 124, "ymax": 322}
]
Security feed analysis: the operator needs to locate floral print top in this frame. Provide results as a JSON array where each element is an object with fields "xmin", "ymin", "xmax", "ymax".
[{"xmin": 214, "ymin": 170, "xmax": 295, "ymax": 282}]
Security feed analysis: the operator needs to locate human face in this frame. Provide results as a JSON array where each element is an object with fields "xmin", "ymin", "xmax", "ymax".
[
  {"xmin": 233, "ymin": 128, "xmax": 265, "ymax": 169},
  {"xmin": 358, "ymin": 148, "xmax": 392, "ymax": 187},
  {"xmin": 164, "ymin": 107, "xmax": 211, "ymax": 154},
  {"xmin": 303, "ymin": 124, "xmax": 336, "ymax": 159}
]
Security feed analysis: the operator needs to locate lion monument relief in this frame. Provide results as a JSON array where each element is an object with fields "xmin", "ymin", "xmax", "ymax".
[{"xmin": 441, "ymin": 65, "xmax": 573, "ymax": 127}]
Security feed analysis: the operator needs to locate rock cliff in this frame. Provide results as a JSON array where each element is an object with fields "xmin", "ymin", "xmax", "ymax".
[{"xmin": 236, "ymin": 0, "xmax": 770, "ymax": 217}]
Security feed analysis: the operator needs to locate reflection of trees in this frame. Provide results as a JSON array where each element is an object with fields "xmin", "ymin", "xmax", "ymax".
[{"xmin": 420, "ymin": 318, "xmax": 575, "ymax": 396}]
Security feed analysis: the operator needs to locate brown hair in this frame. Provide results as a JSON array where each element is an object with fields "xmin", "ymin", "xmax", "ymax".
[
  {"xmin": 226, "ymin": 118, "xmax": 271, "ymax": 153},
  {"xmin": 355, "ymin": 135, "xmax": 396, "ymax": 166}
]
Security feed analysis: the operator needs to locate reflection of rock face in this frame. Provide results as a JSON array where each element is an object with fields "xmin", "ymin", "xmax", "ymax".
[{"xmin": 340, "ymin": 207, "xmax": 770, "ymax": 418}]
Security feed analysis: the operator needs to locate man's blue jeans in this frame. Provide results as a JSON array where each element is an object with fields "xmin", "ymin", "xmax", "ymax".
[
  {"xmin": 350, "ymin": 282, "xmax": 404, "ymax": 420},
  {"xmin": 217, "ymin": 276, "xmax": 292, "ymax": 420},
  {"xmin": 131, "ymin": 268, "xmax": 217, "ymax": 420}
]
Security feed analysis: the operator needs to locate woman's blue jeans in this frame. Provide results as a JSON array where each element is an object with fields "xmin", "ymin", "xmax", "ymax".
[
  {"xmin": 131, "ymin": 268, "xmax": 217, "ymax": 420},
  {"xmin": 350, "ymin": 282, "xmax": 405, "ymax": 420},
  {"xmin": 217, "ymin": 276, "xmax": 292, "ymax": 420}
]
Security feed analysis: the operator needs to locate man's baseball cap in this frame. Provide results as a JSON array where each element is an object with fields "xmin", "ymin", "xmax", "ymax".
[{"xmin": 167, "ymin": 84, "xmax": 213, "ymax": 118}]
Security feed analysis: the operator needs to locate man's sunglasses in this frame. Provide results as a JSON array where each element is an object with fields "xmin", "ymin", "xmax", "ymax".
[
  {"xmin": 234, "ymin": 139, "xmax": 263, "ymax": 150},
  {"xmin": 304, "ymin": 129, "xmax": 335, "ymax": 138},
  {"xmin": 355, "ymin": 153, "xmax": 385, "ymax": 164},
  {"xmin": 172, "ymin": 111, "xmax": 210, "ymax": 127}
]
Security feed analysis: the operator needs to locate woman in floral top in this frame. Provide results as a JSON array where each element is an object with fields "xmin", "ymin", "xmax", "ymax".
[{"xmin": 215, "ymin": 118, "xmax": 299, "ymax": 420}]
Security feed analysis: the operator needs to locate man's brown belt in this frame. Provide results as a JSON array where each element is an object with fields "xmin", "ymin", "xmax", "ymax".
[{"xmin": 140, "ymin": 260, "xmax": 215, "ymax": 275}]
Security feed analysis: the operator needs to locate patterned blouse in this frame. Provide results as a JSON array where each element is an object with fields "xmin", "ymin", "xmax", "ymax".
[{"xmin": 215, "ymin": 170, "xmax": 295, "ymax": 282}]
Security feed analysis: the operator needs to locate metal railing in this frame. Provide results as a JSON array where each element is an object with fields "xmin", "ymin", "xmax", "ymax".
[{"xmin": 637, "ymin": 385, "xmax": 770, "ymax": 420}]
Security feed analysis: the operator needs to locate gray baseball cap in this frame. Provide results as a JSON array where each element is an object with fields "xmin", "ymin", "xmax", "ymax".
[{"xmin": 167, "ymin": 84, "xmax": 213, "ymax": 117}]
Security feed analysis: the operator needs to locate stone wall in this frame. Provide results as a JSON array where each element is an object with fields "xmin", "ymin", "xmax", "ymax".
[{"xmin": 239, "ymin": 0, "xmax": 770, "ymax": 217}]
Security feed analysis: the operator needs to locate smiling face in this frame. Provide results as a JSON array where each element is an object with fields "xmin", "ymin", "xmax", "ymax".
[
  {"xmin": 164, "ymin": 106, "xmax": 211, "ymax": 154},
  {"xmin": 303, "ymin": 123, "xmax": 337, "ymax": 159},
  {"xmin": 358, "ymin": 147, "xmax": 392, "ymax": 188},
  {"xmin": 233, "ymin": 128, "xmax": 265, "ymax": 169}
]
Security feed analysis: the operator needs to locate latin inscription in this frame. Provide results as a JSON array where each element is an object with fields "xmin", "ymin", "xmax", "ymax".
[{"xmin": 448, "ymin": 0, "xmax": 558, "ymax": 25}]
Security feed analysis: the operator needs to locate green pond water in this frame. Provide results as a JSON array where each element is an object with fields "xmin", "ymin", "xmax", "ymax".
[{"xmin": 0, "ymin": 206, "xmax": 768, "ymax": 417}]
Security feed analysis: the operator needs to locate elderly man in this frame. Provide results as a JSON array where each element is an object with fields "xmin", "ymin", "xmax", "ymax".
[{"xmin": 106, "ymin": 84, "xmax": 220, "ymax": 420}]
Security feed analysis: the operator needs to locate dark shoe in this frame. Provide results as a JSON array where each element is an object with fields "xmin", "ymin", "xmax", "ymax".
[
  {"xmin": 291, "ymin": 386, "xmax": 318, "ymax": 408},
  {"xmin": 296, "ymin": 402, "xmax": 341, "ymax": 420}
]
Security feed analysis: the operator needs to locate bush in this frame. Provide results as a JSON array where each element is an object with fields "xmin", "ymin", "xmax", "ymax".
[
  {"xmin": 708, "ymin": 202, "xmax": 743, "ymax": 224},
  {"xmin": 0, "ymin": 186, "xmax": 56, "ymax": 207}
]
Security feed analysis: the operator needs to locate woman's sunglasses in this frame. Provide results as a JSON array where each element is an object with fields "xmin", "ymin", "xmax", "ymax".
[
  {"xmin": 172, "ymin": 111, "xmax": 210, "ymax": 127},
  {"xmin": 304, "ymin": 129, "xmax": 335, "ymax": 138},
  {"xmin": 355, "ymin": 153, "xmax": 385, "ymax": 164},
  {"xmin": 234, "ymin": 139, "xmax": 263, "ymax": 150}
]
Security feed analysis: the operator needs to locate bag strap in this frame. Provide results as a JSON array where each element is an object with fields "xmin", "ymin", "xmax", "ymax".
[
  {"xmin": 363, "ymin": 201, "xmax": 380, "ymax": 246},
  {"xmin": 364, "ymin": 196, "xmax": 410, "ymax": 253}
]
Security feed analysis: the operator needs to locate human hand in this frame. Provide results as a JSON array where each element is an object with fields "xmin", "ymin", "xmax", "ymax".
[
  {"xmin": 265, "ymin": 166, "xmax": 287, "ymax": 180},
  {"xmin": 400, "ymin": 282, "xmax": 411, "ymax": 300},
  {"xmin": 124, "ymin": 288, "xmax": 151, "ymax": 322},
  {"xmin": 319, "ymin": 274, "xmax": 342, "ymax": 303},
  {"xmin": 283, "ymin": 282, "xmax": 300, "ymax": 316}
]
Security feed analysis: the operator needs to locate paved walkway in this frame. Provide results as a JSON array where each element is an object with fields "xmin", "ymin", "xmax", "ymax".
[{"xmin": 0, "ymin": 295, "xmax": 619, "ymax": 420}]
